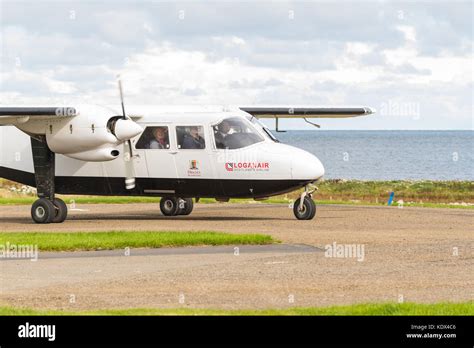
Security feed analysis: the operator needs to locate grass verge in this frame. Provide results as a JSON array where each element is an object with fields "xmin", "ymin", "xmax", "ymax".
[
  {"xmin": 200, "ymin": 198, "xmax": 474, "ymax": 209},
  {"xmin": 1, "ymin": 180, "xmax": 473, "ymax": 208},
  {"xmin": 0, "ymin": 196, "xmax": 472, "ymax": 209},
  {"xmin": 0, "ymin": 302, "xmax": 472, "ymax": 316},
  {"xmin": 0, "ymin": 231, "xmax": 276, "ymax": 252},
  {"xmin": 0, "ymin": 196, "xmax": 161, "ymax": 205}
]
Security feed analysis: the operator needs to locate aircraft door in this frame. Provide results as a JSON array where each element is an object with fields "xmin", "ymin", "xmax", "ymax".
[
  {"xmin": 172, "ymin": 125, "xmax": 216, "ymax": 196},
  {"xmin": 136, "ymin": 125, "xmax": 178, "ymax": 179}
]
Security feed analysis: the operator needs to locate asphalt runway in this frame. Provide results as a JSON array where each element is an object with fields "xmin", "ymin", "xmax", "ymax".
[
  {"xmin": 0, "ymin": 244, "xmax": 320, "ymax": 260},
  {"xmin": 0, "ymin": 203, "xmax": 473, "ymax": 310}
]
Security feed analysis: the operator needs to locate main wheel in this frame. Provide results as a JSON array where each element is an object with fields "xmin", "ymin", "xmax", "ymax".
[
  {"xmin": 178, "ymin": 198, "xmax": 194, "ymax": 215},
  {"xmin": 31, "ymin": 198, "xmax": 56, "ymax": 224},
  {"xmin": 293, "ymin": 197, "xmax": 316, "ymax": 220},
  {"xmin": 160, "ymin": 197, "xmax": 180, "ymax": 216},
  {"xmin": 51, "ymin": 198, "xmax": 68, "ymax": 223}
]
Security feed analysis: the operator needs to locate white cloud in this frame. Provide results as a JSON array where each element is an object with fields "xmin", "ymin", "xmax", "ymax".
[
  {"xmin": 0, "ymin": 1, "xmax": 472, "ymax": 129},
  {"xmin": 396, "ymin": 25, "xmax": 417, "ymax": 43},
  {"xmin": 346, "ymin": 42, "xmax": 374, "ymax": 56},
  {"xmin": 384, "ymin": 25, "xmax": 472, "ymax": 85},
  {"xmin": 1, "ymin": 69, "xmax": 77, "ymax": 94}
]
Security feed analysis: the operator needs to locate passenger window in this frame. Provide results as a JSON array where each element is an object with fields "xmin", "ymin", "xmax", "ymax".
[
  {"xmin": 135, "ymin": 126, "xmax": 170, "ymax": 149},
  {"xmin": 213, "ymin": 117, "xmax": 264, "ymax": 149},
  {"xmin": 176, "ymin": 126, "xmax": 206, "ymax": 149}
]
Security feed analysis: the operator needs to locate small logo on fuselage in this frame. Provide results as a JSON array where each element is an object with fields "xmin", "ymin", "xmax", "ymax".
[
  {"xmin": 188, "ymin": 160, "xmax": 201, "ymax": 176},
  {"xmin": 190, "ymin": 160, "xmax": 198, "ymax": 170}
]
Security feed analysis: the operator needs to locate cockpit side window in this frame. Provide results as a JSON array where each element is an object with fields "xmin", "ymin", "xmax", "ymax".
[
  {"xmin": 213, "ymin": 117, "xmax": 264, "ymax": 150},
  {"xmin": 136, "ymin": 126, "xmax": 170, "ymax": 149}
]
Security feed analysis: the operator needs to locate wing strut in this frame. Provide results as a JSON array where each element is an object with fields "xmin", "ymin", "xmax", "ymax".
[
  {"xmin": 303, "ymin": 118, "xmax": 321, "ymax": 129},
  {"xmin": 275, "ymin": 117, "xmax": 286, "ymax": 133}
]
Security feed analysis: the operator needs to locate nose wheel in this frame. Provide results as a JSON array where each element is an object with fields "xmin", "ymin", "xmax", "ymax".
[
  {"xmin": 293, "ymin": 196, "xmax": 316, "ymax": 220},
  {"xmin": 293, "ymin": 185, "xmax": 317, "ymax": 220}
]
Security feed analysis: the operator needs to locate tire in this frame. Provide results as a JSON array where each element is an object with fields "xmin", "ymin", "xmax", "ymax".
[
  {"xmin": 51, "ymin": 198, "xmax": 68, "ymax": 223},
  {"xmin": 31, "ymin": 198, "xmax": 56, "ymax": 224},
  {"xmin": 160, "ymin": 197, "xmax": 180, "ymax": 216},
  {"xmin": 178, "ymin": 198, "xmax": 194, "ymax": 215},
  {"xmin": 293, "ymin": 197, "xmax": 316, "ymax": 220}
]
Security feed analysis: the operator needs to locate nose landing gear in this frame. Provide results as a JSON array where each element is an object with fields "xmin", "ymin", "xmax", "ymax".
[{"xmin": 293, "ymin": 185, "xmax": 317, "ymax": 220}]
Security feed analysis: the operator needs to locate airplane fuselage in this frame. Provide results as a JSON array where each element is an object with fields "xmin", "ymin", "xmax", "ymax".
[{"xmin": 0, "ymin": 107, "xmax": 325, "ymax": 200}]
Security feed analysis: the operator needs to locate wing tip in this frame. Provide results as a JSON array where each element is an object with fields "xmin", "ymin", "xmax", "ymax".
[{"xmin": 364, "ymin": 107, "xmax": 376, "ymax": 115}]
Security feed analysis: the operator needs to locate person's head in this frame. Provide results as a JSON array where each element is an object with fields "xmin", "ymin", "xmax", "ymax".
[
  {"xmin": 189, "ymin": 126, "xmax": 199, "ymax": 138},
  {"xmin": 153, "ymin": 127, "xmax": 167, "ymax": 141},
  {"xmin": 218, "ymin": 121, "xmax": 231, "ymax": 134}
]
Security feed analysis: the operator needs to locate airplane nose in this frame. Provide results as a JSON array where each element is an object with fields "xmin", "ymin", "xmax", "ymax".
[{"xmin": 291, "ymin": 150, "xmax": 325, "ymax": 180}]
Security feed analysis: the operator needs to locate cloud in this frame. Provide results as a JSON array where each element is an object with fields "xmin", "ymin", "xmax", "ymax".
[{"xmin": 0, "ymin": 0, "xmax": 472, "ymax": 130}]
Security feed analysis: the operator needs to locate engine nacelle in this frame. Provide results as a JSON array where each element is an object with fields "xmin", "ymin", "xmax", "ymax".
[
  {"xmin": 37, "ymin": 105, "xmax": 142, "ymax": 161},
  {"xmin": 66, "ymin": 147, "xmax": 121, "ymax": 162}
]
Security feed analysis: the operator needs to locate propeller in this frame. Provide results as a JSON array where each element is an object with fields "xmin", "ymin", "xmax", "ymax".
[{"xmin": 117, "ymin": 76, "xmax": 136, "ymax": 190}]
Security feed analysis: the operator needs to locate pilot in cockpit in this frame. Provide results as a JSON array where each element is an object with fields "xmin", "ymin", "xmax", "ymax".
[{"xmin": 214, "ymin": 120, "xmax": 232, "ymax": 149}]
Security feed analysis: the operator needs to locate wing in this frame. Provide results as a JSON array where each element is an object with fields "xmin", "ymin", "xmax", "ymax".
[
  {"xmin": 0, "ymin": 106, "xmax": 77, "ymax": 125},
  {"xmin": 239, "ymin": 106, "xmax": 375, "ymax": 118}
]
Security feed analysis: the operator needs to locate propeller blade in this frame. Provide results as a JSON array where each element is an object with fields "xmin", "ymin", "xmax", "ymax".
[
  {"xmin": 118, "ymin": 77, "xmax": 127, "ymax": 120},
  {"xmin": 117, "ymin": 76, "xmax": 136, "ymax": 190}
]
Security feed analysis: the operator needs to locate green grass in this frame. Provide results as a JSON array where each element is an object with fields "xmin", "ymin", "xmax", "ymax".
[
  {"xmin": 1, "ymin": 180, "xmax": 473, "ymax": 208},
  {"xmin": 314, "ymin": 180, "xmax": 474, "ymax": 203},
  {"xmin": 0, "ymin": 196, "xmax": 473, "ymax": 209},
  {"xmin": 0, "ymin": 196, "xmax": 472, "ymax": 209},
  {"xmin": 200, "ymin": 198, "xmax": 474, "ymax": 209},
  {"xmin": 0, "ymin": 196, "xmax": 161, "ymax": 205},
  {"xmin": 1, "ymin": 302, "xmax": 472, "ymax": 316},
  {"xmin": 0, "ymin": 231, "xmax": 276, "ymax": 252}
]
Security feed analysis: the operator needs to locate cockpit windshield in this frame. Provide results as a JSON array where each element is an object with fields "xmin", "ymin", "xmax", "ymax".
[
  {"xmin": 213, "ymin": 117, "xmax": 264, "ymax": 149},
  {"xmin": 249, "ymin": 116, "xmax": 279, "ymax": 142}
]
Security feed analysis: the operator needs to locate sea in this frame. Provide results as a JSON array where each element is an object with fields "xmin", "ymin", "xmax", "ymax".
[{"xmin": 277, "ymin": 130, "xmax": 473, "ymax": 181}]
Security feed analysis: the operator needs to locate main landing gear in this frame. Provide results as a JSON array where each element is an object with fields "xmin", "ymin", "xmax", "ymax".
[
  {"xmin": 293, "ymin": 185, "xmax": 317, "ymax": 220},
  {"xmin": 160, "ymin": 197, "xmax": 194, "ymax": 216},
  {"xmin": 31, "ymin": 197, "xmax": 68, "ymax": 224},
  {"xmin": 30, "ymin": 137, "xmax": 68, "ymax": 224}
]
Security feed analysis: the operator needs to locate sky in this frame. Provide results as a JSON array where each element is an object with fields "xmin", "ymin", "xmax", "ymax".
[{"xmin": 0, "ymin": 0, "xmax": 472, "ymax": 130}]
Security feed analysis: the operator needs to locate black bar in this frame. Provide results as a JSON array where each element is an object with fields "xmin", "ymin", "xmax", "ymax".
[{"xmin": 0, "ymin": 315, "xmax": 472, "ymax": 346}]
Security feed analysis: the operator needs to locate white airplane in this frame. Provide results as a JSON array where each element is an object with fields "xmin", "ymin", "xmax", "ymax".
[{"xmin": 0, "ymin": 84, "xmax": 374, "ymax": 223}]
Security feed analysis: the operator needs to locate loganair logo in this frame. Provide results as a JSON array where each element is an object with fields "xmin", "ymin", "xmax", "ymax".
[{"xmin": 225, "ymin": 162, "xmax": 269, "ymax": 172}]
